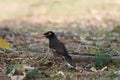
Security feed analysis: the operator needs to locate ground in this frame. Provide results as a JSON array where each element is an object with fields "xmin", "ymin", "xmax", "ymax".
[{"xmin": 0, "ymin": 0, "xmax": 120, "ymax": 80}]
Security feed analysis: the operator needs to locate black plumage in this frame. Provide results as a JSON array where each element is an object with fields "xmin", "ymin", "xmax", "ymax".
[{"xmin": 44, "ymin": 31, "xmax": 76, "ymax": 68}]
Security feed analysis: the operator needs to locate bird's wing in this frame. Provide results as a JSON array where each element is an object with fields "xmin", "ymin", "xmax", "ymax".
[{"xmin": 50, "ymin": 39, "xmax": 68, "ymax": 56}]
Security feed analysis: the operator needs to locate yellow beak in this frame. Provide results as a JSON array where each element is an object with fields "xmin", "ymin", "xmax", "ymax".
[{"xmin": 40, "ymin": 35, "xmax": 46, "ymax": 38}]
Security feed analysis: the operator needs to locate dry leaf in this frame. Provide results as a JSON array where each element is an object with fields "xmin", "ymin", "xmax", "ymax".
[
  {"xmin": 23, "ymin": 65, "xmax": 34, "ymax": 70},
  {"xmin": 13, "ymin": 69, "xmax": 24, "ymax": 75},
  {"xmin": 0, "ymin": 37, "xmax": 10, "ymax": 49},
  {"xmin": 8, "ymin": 68, "xmax": 26, "ymax": 80},
  {"xmin": 100, "ymin": 66, "xmax": 107, "ymax": 71},
  {"xmin": 90, "ymin": 67, "xmax": 97, "ymax": 72},
  {"xmin": 57, "ymin": 71, "xmax": 65, "ymax": 76}
]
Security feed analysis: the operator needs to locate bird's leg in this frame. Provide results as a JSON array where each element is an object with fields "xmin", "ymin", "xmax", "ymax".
[
  {"xmin": 52, "ymin": 52, "xmax": 64, "ymax": 67},
  {"xmin": 62, "ymin": 56, "xmax": 72, "ymax": 68},
  {"xmin": 50, "ymin": 50, "xmax": 58, "ymax": 66},
  {"xmin": 60, "ymin": 57, "xmax": 66, "ymax": 67}
]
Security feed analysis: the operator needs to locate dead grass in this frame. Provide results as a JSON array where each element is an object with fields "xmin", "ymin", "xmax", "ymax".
[{"xmin": 0, "ymin": 0, "xmax": 120, "ymax": 23}]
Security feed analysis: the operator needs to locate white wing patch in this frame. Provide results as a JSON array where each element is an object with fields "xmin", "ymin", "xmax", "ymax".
[{"xmin": 52, "ymin": 49, "xmax": 56, "ymax": 52}]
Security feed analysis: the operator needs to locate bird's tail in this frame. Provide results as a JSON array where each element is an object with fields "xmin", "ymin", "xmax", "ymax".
[{"xmin": 64, "ymin": 55, "xmax": 76, "ymax": 68}]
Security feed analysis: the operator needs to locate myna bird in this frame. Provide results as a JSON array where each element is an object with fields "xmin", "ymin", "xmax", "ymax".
[{"xmin": 43, "ymin": 31, "xmax": 76, "ymax": 68}]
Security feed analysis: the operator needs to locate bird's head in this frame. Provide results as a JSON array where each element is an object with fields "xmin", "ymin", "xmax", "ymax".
[{"xmin": 43, "ymin": 31, "xmax": 56, "ymax": 39}]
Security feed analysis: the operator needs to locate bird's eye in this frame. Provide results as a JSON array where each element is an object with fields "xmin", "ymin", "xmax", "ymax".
[{"xmin": 48, "ymin": 32, "xmax": 52, "ymax": 36}]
